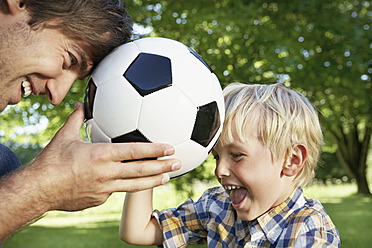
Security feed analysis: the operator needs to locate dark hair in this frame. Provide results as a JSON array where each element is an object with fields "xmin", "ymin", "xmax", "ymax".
[{"xmin": 23, "ymin": 0, "xmax": 133, "ymax": 64}]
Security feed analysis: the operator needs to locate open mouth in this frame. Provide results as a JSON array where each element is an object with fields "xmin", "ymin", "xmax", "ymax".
[
  {"xmin": 22, "ymin": 77, "xmax": 32, "ymax": 97},
  {"xmin": 223, "ymin": 185, "xmax": 248, "ymax": 206}
]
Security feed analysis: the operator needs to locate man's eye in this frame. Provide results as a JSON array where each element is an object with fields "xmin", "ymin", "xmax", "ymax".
[{"xmin": 69, "ymin": 52, "xmax": 78, "ymax": 66}]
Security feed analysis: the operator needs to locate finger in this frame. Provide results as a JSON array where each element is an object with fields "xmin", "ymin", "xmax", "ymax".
[
  {"xmin": 97, "ymin": 142, "xmax": 175, "ymax": 162},
  {"xmin": 108, "ymin": 174, "xmax": 171, "ymax": 192},
  {"xmin": 109, "ymin": 159, "xmax": 181, "ymax": 179},
  {"xmin": 60, "ymin": 102, "xmax": 85, "ymax": 136}
]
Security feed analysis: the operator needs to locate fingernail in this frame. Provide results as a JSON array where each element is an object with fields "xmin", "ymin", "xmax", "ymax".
[
  {"xmin": 172, "ymin": 161, "xmax": 181, "ymax": 171},
  {"xmin": 74, "ymin": 102, "xmax": 81, "ymax": 110},
  {"xmin": 164, "ymin": 147, "xmax": 175, "ymax": 156},
  {"xmin": 161, "ymin": 174, "xmax": 170, "ymax": 185}
]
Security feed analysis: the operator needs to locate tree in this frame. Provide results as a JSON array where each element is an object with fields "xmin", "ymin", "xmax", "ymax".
[
  {"xmin": 126, "ymin": 0, "xmax": 371, "ymax": 194},
  {"xmin": 1, "ymin": 0, "xmax": 370, "ymax": 194}
]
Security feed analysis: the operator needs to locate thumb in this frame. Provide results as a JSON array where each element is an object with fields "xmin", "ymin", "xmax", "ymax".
[{"xmin": 60, "ymin": 102, "xmax": 85, "ymax": 136}]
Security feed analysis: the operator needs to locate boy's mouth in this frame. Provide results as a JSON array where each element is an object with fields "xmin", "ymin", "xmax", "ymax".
[
  {"xmin": 22, "ymin": 77, "xmax": 33, "ymax": 97},
  {"xmin": 223, "ymin": 185, "xmax": 248, "ymax": 206}
]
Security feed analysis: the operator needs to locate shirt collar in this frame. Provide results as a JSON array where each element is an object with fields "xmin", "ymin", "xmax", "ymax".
[
  {"xmin": 235, "ymin": 216, "xmax": 250, "ymax": 240},
  {"xmin": 255, "ymin": 187, "xmax": 306, "ymax": 244}
]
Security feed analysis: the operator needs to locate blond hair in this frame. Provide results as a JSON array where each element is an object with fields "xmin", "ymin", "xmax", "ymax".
[{"xmin": 220, "ymin": 83, "xmax": 323, "ymax": 187}]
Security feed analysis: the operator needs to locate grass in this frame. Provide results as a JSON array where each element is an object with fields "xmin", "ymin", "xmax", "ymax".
[
  {"xmin": 4, "ymin": 183, "xmax": 209, "ymax": 248},
  {"xmin": 4, "ymin": 182, "xmax": 372, "ymax": 247},
  {"xmin": 304, "ymin": 184, "xmax": 372, "ymax": 247}
]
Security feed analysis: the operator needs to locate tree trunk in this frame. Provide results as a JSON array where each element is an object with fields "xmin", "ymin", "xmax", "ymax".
[
  {"xmin": 355, "ymin": 169, "xmax": 371, "ymax": 195},
  {"xmin": 334, "ymin": 125, "xmax": 371, "ymax": 195}
]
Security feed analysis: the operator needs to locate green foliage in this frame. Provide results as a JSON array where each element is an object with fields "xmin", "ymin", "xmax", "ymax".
[
  {"xmin": 170, "ymin": 155, "xmax": 218, "ymax": 198},
  {"xmin": 126, "ymin": 0, "xmax": 371, "ymax": 194},
  {"xmin": 0, "ymin": 0, "xmax": 370, "ymax": 193}
]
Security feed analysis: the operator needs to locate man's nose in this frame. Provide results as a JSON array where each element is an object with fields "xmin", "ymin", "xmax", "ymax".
[{"xmin": 46, "ymin": 73, "xmax": 78, "ymax": 106}]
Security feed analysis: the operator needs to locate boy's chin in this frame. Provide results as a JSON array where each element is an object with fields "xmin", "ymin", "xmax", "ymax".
[
  {"xmin": 236, "ymin": 211, "xmax": 256, "ymax": 221},
  {"xmin": 234, "ymin": 205, "xmax": 266, "ymax": 221}
]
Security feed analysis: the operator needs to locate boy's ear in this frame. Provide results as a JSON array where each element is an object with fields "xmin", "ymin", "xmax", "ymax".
[
  {"xmin": 282, "ymin": 144, "xmax": 308, "ymax": 177},
  {"xmin": 5, "ymin": 0, "xmax": 25, "ymax": 15}
]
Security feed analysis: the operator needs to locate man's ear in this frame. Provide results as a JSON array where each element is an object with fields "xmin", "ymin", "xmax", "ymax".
[
  {"xmin": 5, "ymin": 0, "xmax": 25, "ymax": 15},
  {"xmin": 282, "ymin": 144, "xmax": 308, "ymax": 177}
]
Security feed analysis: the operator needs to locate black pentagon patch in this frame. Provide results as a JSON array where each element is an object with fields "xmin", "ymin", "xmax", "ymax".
[
  {"xmin": 111, "ymin": 130, "xmax": 151, "ymax": 143},
  {"xmin": 112, "ymin": 130, "xmax": 154, "ymax": 163},
  {"xmin": 186, "ymin": 46, "xmax": 212, "ymax": 73},
  {"xmin": 191, "ymin": 101, "xmax": 220, "ymax": 147},
  {"xmin": 124, "ymin": 53, "xmax": 172, "ymax": 96},
  {"xmin": 84, "ymin": 77, "xmax": 97, "ymax": 120}
]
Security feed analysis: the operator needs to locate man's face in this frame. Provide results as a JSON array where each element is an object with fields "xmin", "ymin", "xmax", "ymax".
[{"xmin": 0, "ymin": 20, "xmax": 94, "ymax": 112}]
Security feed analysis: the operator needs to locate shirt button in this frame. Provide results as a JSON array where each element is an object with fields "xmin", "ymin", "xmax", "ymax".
[{"xmin": 268, "ymin": 230, "xmax": 276, "ymax": 239}]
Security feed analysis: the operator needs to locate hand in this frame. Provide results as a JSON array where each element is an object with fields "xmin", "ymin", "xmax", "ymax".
[{"xmin": 30, "ymin": 102, "xmax": 181, "ymax": 212}]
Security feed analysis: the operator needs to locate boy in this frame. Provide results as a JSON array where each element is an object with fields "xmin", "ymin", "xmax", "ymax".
[{"xmin": 120, "ymin": 83, "xmax": 340, "ymax": 247}]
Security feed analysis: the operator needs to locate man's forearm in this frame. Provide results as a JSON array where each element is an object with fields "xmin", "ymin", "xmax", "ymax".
[{"xmin": 0, "ymin": 166, "xmax": 48, "ymax": 243}]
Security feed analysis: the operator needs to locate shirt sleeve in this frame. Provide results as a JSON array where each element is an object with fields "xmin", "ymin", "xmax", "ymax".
[
  {"xmin": 292, "ymin": 208, "xmax": 340, "ymax": 248},
  {"xmin": 293, "ymin": 228, "xmax": 340, "ymax": 248},
  {"xmin": 153, "ymin": 189, "xmax": 215, "ymax": 247}
]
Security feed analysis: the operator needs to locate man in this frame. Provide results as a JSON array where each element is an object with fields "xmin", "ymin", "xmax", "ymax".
[{"xmin": 0, "ymin": 0, "xmax": 180, "ymax": 243}]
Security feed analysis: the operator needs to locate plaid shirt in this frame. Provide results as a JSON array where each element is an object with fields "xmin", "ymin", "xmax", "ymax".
[{"xmin": 153, "ymin": 186, "xmax": 340, "ymax": 247}]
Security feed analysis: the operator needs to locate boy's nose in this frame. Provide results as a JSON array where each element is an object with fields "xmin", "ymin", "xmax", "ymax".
[{"xmin": 215, "ymin": 158, "xmax": 230, "ymax": 179}]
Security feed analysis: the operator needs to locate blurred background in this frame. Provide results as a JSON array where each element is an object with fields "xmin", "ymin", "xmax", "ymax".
[{"xmin": 1, "ymin": 0, "xmax": 371, "ymax": 247}]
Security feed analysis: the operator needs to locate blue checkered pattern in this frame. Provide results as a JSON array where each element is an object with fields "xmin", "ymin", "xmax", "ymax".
[{"xmin": 153, "ymin": 187, "xmax": 340, "ymax": 247}]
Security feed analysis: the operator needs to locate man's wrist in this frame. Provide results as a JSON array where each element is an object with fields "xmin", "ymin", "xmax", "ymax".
[{"xmin": 0, "ymin": 165, "xmax": 50, "ymax": 241}]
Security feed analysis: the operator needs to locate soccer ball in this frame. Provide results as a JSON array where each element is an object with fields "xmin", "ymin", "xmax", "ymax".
[{"xmin": 84, "ymin": 37, "xmax": 224, "ymax": 178}]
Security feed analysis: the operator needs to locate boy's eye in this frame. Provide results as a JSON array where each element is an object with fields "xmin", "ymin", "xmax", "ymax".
[{"xmin": 232, "ymin": 153, "xmax": 244, "ymax": 159}]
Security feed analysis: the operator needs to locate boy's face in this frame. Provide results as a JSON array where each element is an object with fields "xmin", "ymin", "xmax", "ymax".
[{"xmin": 213, "ymin": 122, "xmax": 289, "ymax": 221}]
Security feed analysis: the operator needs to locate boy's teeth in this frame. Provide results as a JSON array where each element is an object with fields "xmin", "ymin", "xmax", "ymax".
[
  {"xmin": 225, "ymin": 185, "xmax": 241, "ymax": 191},
  {"xmin": 22, "ymin": 80, "xmax": 32, "ymax": 97}
]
